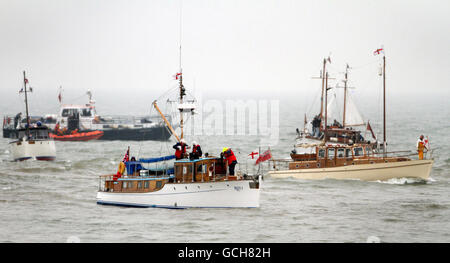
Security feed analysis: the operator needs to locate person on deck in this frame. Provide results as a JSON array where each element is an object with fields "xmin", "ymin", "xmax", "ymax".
[
  {"xmin": 311, "ymin": 115, "xmax": 322, "ymax": 137},
  {"xmin": 55, "ymin": 122, "xmax": 63, "ymax": 135},
  {"xmin": 417, "ymin": 135, "xmax": 428, "ymax": 160},
  {"xmin": 173, "ymin": 139, "xmax": 188, "ymax": 160},
  {"xmin": 14, "ymin": 112, "xmax": 22, "ymax": 129},
  {"xmin": 222, "ymin": 147, "xmax": 237, "ymax": 176},
  {"xmin": 189, "ymin": 141, "xmax": 202, "ymax": 160},
  {"xmin": 129, "ymin": 156, "xmax": 143, "ymax": 176}
]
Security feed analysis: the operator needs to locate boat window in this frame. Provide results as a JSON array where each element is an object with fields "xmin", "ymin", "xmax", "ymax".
[
  {"xmin": 81, "ymin": 108, "xmax": 92, "ymax": 117},
  {"xmin": 328, "ymin": 148, "xmax": 335, "ymax": 159},
  {"xmin": 138, "ymin": 181, "xmax": 142, "ymax": 189},
  {"xmin": 34, "ymin": 129, "xmax": 49, "ymax": 139},
  {"xmin": 337, "ymin": 148, "xmax": 345, "ymax": 158},
  {"xmin": 345, "ymin": 148, "xmax": 351, "ymax": 158},
  {"xmin": 61, "ymin": 108, "xmax": 79, "ymax": 117},
  {"xmin": 123, "ymin": 182, "xmax": 127, "ymax": 188},
  {"xmin": 318, "ymin": 149, "xmax": 325, "ymax": 158},
  {"xmin": 156, "ymin": 181, "xmax": 162, "ymax": 188},
  {"xmin": 197, "ymin": 164, "xmax": 206, "ymax": 173},
  {"xmin": 144, "ymin": 181, "xmax": 149, "ymax": 188},
  {"xmin": 365, "ymin": 146, "xmax": 371, "ymax": 156},
  {"xmin": 353, "ymin": 147, "xmax": 364, "ymax": 157}
]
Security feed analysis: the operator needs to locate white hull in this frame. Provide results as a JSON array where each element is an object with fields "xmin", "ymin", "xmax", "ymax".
[
  {"xmin": 268, "ymin": 159, "xmax": 433, "ymax": 181},
  {"xmin": 97, "ymin": 179, "xmax": 261, "ymax": 209},
  {"xmin": 10, "ymin": 140, "xmax": 56, "ymax": 161}
]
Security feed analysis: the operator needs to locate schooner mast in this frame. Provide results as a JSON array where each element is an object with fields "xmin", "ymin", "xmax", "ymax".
[
  {"xmin": 342, "ymin": 64, "xmax": 349, "ymax": 128},
  {"xmin": 382, "ymin": 53, "xmax": 386, "ymax": 156}
]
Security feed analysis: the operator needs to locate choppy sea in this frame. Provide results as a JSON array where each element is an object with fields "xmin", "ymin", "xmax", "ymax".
[{"xmin": 0, "ymin": 94, "xmax": 449, "ymax": 243}]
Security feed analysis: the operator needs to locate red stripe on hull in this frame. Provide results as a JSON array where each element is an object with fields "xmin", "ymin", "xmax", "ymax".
[{"xmin": 35, "ymin": 156, "xmax": 56, "ymax": 161}]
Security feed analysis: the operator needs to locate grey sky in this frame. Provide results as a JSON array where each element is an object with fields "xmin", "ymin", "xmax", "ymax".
[{"xmin": 0, "ymin": 0, "xmax": 449, "ymax": 116}]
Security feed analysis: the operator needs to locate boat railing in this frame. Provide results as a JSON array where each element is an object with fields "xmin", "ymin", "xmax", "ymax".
[{"xmin": 267, "ymin": 158, "xmax": 291, "ymax": 172}]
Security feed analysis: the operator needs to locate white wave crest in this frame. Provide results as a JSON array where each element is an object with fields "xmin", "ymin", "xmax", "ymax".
[{"xmin": 376, "ymin": 177, "xmax": 429, "ymax": 185}]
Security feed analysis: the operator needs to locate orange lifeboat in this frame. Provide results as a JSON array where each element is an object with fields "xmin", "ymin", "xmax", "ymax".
[{"xmin": 50, "ymin": 130, "xmax": 104, "ymax": 141}]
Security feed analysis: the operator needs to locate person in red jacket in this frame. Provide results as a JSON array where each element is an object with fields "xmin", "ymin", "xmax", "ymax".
[
  {"xmin": 222, "ymin": 147, "xmax": 237, "ymax": 176},
  {"xmin": 173, "ymin": 139, "xmax": 188, "ymax": 160}
]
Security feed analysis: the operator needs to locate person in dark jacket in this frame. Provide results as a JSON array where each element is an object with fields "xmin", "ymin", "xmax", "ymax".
[{"xmin": 189, "ymin": 141, "xmax": 202, "ymax": 160}]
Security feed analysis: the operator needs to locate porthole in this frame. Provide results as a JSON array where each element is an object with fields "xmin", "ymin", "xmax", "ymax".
[
  {"xmin": 316, "ymin": 163, "xmax": 320, "ymax": 167},
  {"xmin": 306, "ymin": 164, "xmax": 310, "ymax": 168},
  {"xmin": 352, "ymin": 162, "xmax": 355, "ymax": 165},
  {"xmin": 296, "ymin": 164, "xmax": 299, "ymax": 168},
  {"xmin": 370, "ymin": 161, "xmax": 374, "ymax": 164}
]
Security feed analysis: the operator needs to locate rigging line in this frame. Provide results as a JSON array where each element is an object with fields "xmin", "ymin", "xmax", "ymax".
[
  {"xmin": 305, "ymin": 87, "xmax": 321, "ymax": 117},
  {"xmin": 156, "ymin": 85, "xmax": 179, "ymax": 102},
  {"xmin": 179, "ymin": 0, "xmax": 183, "ymax": 71}
]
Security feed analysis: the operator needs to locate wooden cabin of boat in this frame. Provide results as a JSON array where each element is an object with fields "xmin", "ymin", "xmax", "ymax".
[
  {"xmin": 289, "ymin": 144, "xmax": 410, "ymax": 170},
  {"xmin": 99, "ymin": 156, "xmax": 258, "ymax": 194}
]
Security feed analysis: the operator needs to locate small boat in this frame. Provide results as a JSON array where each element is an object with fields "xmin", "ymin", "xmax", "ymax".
[
  {"xmin": 9, "ymin": 71, "xmax": 56, "ymax": 161},
  {"xmin": 270, "ymin": 51, "xmax": 433, "ymax": 181},
  {"xmin": 270, "ymin": 144, "xmax": 433, "ymax": 181},
  {"xmin": 49, "ymin": 130, "xmax": 104, "ymax": 141},
  {"xmin": 295, "ymin": 59, "xmax": 374, "ymax": 148},
  {"xmin": 97, "ymin": 44, "xmax": 262, "ymax": 208},
  {"xmin": 97, "ymin": 155, "xmax": 262, "ymax": 208}
]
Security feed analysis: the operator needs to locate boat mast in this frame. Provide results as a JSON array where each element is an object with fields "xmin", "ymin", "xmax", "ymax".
[
  {"xmin": 324, "ymin": 72, "xmax": 329, "ymax": 143},
  {"xmin": 23, "ymin": 71, "xmax": 30, "ymax": 137},
  {"xmin": 342, "ymin": 64, "xmax": 349, "ymax": 128},
  {"xmin": 178, "ymin": 0, "xmax": 185, "ymax": 140},
  {"xmin": 320, "ymin": 58, "xmax": 326, "ymax": 130},
  {"xmin": 383, "ymin": 55, "xmax": 386, "ymax": 156},
  {"xmin": 179, "ymin": 69, "xmax": 185, "ymax": 140}
]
